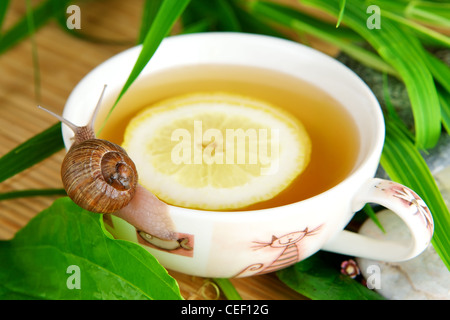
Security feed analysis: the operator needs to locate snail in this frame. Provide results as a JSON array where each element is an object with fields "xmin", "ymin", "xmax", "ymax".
[{"xmin": 38, "ymin": 85, "xmax": 178, "ymax": 241}]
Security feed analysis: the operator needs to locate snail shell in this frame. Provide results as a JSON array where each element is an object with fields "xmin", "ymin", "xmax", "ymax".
[{"xmin": 61, "ymin": 138, "xmax": 138, "ymax": 213}]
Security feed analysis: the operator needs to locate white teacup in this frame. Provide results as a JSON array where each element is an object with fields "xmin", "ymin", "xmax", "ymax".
[{"xmin": 63, "ymin": 33, "xmax": 433, "ymax": 278}]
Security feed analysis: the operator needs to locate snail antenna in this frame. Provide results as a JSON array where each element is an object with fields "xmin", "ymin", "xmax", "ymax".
[
  {"xmin": 88, "ymin": 84, "xmax": 107, "ymax": 130},
  {"xmin": 37, "ymin": 105, "xmax": 79, "ymax": 133}
]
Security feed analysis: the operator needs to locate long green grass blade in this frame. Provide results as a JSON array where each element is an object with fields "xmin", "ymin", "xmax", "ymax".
[
  {"xmin": 336, "ymin": 0, "xmax": 346, "ymax": 28},
  {"xmin": 381, "ymin": 120, "xmax": 450, "ymax": 270},
  {"xmin": 181, "ymin": 0, "xmax": 215, "ymax": 30},
  {"xmin": 382, "ymin": 73, "xmax": 414, "ymax": 141},
  {"xmin": 232, "ymin": 3, "xmax": 289, "ymax": 39},
  {"xmin": 302, "ymin": 0, "xmax": 441, "ymax": 149},
  {"xmin": 215, "ymin": 0, "xmax": 241, "ymax": 31},
  {"xmin": 0, "ymin": 123, "xmax": 64, "ymax": 183},
  {"xmin": 425, "ymin": 51, "xmax": 450, "ymax": 94},
  {"xmin": 180, "ymin": 18, "xmax": 212, "ymax": 34},
  {"xmin": 182, "ymin": 0, "xmax": 307, "ymax": 38},
  {"xmin": 0, "ymin": 0, "xmax": 10, "ymax": 37},
  {"xmin": 249, "ymin": 1, "xmax": 397, "ymax": 76},
  {"xmin": 25, "ymin": 0, "xmax": 41, "ymax": 103},
  {"xmin": 374, "ymin": 0, "xmax": 450, "ymax": 28},
  {"xmin": 213, "ymin": 278, "xmax": 242, "ymax": 300},
  {"xmin": 0, "ymin": 188, "xmax": 66, "ymax": 201},
  {"xmin": 382, "ymin": 10, "xmax": 450, "ymax": 48},
  {"xmin": 100, "ymin": 0, "xmax": 191, "ymax": 132},
  {"xmin": 138, "ymin": 0, "xmax": 164, "ymax": 44},
  {"xmin": 406, "ymin": 1, "xmax": 450, "ymax": 28},
  {"xmin": 363, "ymin": 203, "xmax": 385, "ymax": 233},
  {"xmin": 181, "ymin": 0, "xmax": 242, "ymax": 32},
  {"xmin": 251, "ymin": 1, "xmax": 361, "ymax": 41}
]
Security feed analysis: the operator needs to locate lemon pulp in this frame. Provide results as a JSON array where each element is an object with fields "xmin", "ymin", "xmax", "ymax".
[{"xmin": 122, "ymin": 92, "xmax": 311, "ymax": 210}]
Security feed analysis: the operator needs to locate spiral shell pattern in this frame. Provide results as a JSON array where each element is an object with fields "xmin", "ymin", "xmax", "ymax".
[{"xmin": 62, "ymin": 139, "xmax": 138, "ymax": 213}]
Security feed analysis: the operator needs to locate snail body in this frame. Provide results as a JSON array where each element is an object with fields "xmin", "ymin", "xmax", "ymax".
[{"xmin": 39, "ymin": 85, "xmax": 177, "ymax": 240}]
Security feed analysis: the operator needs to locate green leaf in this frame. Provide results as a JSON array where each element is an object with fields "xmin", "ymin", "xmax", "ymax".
[
  {"xmin": 0, "ymin": 197, "xmax": 182, "ymax": 300},
  {"xmin": 277, "ymin": 252, "xmax": 385, "ymax": 300},
  {"xmin": 0, "ymin": 122, "xmax": 64, "ymax": 183},
  {"xmin": 100, "ymin": 0, "xmax": 191, "ymax": 133},
  {"xmin": 302, "ymin": 0, "xmax": 441, "ymax": 149},
  {"xmin": 380, "ymin": 120, "xmax": 450, "ymax": 270}
]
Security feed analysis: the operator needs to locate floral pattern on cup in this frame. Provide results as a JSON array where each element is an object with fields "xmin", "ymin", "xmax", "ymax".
[{"xmin": 375, "ymin": 180, "xmax": 433, "ymax": 237}]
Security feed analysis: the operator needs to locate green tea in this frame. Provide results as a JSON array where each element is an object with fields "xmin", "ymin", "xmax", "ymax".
[{"xmin": 97, "ymin": 64, "xmax": 360, "ymax": 210}]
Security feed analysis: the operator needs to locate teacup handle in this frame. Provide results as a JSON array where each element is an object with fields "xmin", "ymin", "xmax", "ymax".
[{"xmin": 322, "ymin": 178, "xmax": 434, "ymax": 261}]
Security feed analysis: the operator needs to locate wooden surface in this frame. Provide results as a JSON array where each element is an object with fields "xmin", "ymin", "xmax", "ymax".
[{"xmin": 0, "ymin": 0, "xmax": 315, "ymax": 300}]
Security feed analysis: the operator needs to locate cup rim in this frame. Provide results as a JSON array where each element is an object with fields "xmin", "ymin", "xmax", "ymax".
[{"xmin": 63, "ymin": 32, "xmax": 385, "ymax": 218}]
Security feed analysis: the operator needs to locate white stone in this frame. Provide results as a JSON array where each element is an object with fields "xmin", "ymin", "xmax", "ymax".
[{"xmin": 357, "ymin": 209, "xmax": 450, "ymax": 300}]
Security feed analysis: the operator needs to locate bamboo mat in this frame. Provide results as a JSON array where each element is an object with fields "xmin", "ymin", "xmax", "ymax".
[{"xmin": 0, "ymin": 0, "xmax": 338, "ymax": 300}]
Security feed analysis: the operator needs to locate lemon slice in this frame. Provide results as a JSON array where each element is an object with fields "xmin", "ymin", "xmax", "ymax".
[{"xmin": 122, "ymin": 92, "xmax": 311, "ymax": 210}]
